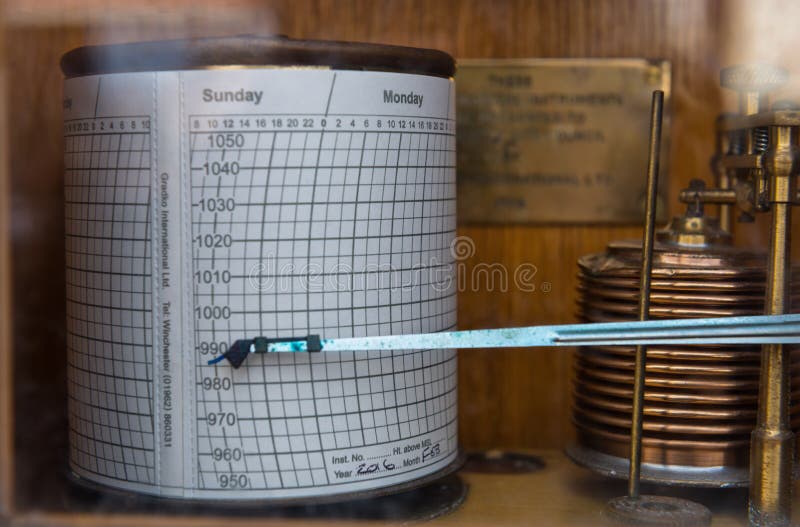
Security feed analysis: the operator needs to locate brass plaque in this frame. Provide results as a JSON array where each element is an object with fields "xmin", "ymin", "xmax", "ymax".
[{"xmin": 457, "ymin": 59, "xmax": 670, "ymax": 224}]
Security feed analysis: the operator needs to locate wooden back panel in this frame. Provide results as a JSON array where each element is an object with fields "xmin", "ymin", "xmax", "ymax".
[{"xmin": 0, "ymin": 17, "xmax": 13, "ymax": 516}]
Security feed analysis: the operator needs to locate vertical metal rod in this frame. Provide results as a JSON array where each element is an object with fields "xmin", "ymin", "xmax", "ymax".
[
  {"xmin": 718, "ymin": 168, "xmax": 732, "ymax": 232},
  {"xmin": 714, "ymin": 118, "xmax": 732, "ymax": 232},
  {"xmin": 749, "ymin": 125, "xmax": 795, "ymax": 527},
  {"xmin": 627, "ymin": 90, "xmax": 664, "ymax": 499}
]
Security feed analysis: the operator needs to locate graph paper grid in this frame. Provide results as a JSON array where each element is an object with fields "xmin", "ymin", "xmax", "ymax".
[
  {"xmin": 190, "ymin": 121, "xmax": 458, "ymax": 493},
  {"xmin": 65, "ymin": 117, "xmax": 156, "ymax": 485}
]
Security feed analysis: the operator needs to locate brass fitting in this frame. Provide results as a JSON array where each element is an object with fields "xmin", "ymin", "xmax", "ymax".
[{"xmin": 749, "ymin": 124, "xmax": 797, "ymax": 527}]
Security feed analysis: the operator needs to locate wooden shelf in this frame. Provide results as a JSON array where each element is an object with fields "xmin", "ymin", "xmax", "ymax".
[{"xmin": 6, "ymin": 450, "xmax": 799, "ymax": 526}]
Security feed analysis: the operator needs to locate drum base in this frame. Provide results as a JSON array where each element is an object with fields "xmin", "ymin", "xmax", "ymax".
[
  {"xmin": 566, "ymin": 445, "xmax": 748, "ymax": 488},
  {"xmin": 66, "ymin": 467, "xmax": 467, "ymax": 521}
]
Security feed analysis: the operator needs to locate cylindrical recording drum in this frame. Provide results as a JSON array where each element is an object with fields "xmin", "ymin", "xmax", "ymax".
[
  {"xmin": 61, "ymin": 36, "xmax": 459, "ymax": 501},
  {"xmin": 567, "ymin": 216, "xmax": 800, "ymax": 487}
]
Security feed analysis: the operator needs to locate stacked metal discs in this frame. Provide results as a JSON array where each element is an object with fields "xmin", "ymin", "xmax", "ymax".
[{"xmin": 568, "ymin": 236, "xmax": 800, "ymax": 487}]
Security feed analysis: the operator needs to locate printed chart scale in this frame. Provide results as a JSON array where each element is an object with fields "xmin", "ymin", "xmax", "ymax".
[
  {"xmin": 64, "ymin": 115, "xmax": 156, "ymax": 487},
  {"xmin": 63, "ymin": 69, "xmax": 459, "ymax": 499}
]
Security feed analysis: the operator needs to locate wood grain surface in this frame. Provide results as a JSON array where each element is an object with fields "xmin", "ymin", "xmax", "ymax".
[
  {"xmin": 7, "ymin": 450, "xmax": 800, "ymax": 526},
  {"xmin": 2, "ymin": 0, "xmax": 799, "ymax": 515},
  {"xmin": 0, "ymin": 17, "xmax": 14, "ymax": 517}
]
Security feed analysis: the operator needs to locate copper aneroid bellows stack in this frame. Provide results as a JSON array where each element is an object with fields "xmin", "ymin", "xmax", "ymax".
[{"xmin": 568, "ymin": 216, "xmax": 800, "ymax": 487}]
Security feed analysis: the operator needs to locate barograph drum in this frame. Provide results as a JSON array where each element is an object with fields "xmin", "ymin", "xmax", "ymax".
[
  {"xmin": 61, "ymin": 36, "xmax": 459, "ymax": 501},
  {"xmin": 567, "ymin": 213, "xmax": 800, "ymax": 487}
]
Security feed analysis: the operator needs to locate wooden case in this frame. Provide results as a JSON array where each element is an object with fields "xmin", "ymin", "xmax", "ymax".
[{"xmin": 2, "ymin": 0, "xmax": 800, "ymax": 525}]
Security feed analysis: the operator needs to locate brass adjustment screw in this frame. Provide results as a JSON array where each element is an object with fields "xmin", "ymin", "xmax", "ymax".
[{"xmin": 720, "ymin": 64, "xmax": 788, "ymax": 115}]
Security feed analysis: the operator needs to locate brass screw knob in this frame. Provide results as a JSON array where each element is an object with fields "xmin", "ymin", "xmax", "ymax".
[
  {"xmin": 771, "ymin": 99, "xmax": 800, "ymax": 111},
  {"xmin": 720, "ymin": 64, "xmax": 788, "ymax": 114}
]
